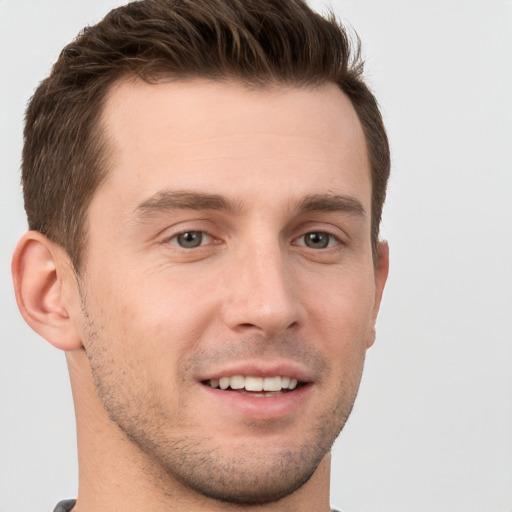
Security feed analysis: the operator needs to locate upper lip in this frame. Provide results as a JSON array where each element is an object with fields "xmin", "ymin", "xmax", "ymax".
[{"xmin": 197, "ymin": 360, "xmax": 313, "ymax": 383}]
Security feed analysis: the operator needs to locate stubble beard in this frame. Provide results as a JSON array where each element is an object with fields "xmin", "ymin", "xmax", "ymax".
[
  {"xmin": 90, "ymin": 358, "xmax": 360, "ymax": 506},
  {"xmin": 100, "ymin": 386, "xmax": 357, "ymax": 506},
  {"xmin": 80, "ymin": 295, "xmax": 363, "ymax": 506}
]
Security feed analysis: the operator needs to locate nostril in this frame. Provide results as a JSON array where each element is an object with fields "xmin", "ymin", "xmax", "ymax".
[{"xmin": 237, "ymin": 319, "xmax": 299, "ymax": 330}]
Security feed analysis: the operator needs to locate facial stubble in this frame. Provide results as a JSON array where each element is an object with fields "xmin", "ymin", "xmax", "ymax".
[{"xmin": 79, "ymin": 291, "xmax": 365, "ymax": 506}]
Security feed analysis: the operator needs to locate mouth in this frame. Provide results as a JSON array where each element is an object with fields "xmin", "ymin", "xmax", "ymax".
[
  {"xmin": 199, "ymin": 368, "xmax": 313, "ymax": 420},
  {"xmin": 202, "ymin": 375, "xmax": 305, "ymax": 397}
]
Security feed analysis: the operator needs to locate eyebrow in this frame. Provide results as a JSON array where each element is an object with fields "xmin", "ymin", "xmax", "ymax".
[
  {"xmin": 295, "ymin": 193, "xmax": 366, "ymax": 218},
  {"xmin": 133, "ymin": 190, "xmax": 365, "ymax": 219},
  {"xmin": 134, "ymin": 190, "xmax": 243, "ymax": 218}
]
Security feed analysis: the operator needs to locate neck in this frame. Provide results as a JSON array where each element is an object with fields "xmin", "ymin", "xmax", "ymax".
[{"xmin": 67, "ymin": 351, "xmax": 333, "ymax": 512}]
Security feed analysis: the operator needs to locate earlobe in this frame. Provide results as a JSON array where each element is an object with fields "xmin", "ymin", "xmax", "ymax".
[{"xmin": 12, "ymin": 231, "xmax": 83, "ymax": 351}]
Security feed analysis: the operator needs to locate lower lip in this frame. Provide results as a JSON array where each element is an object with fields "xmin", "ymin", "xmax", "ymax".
[{"xmin": 200, "ymin": 383, "xmax": 312, "ymax": 421}]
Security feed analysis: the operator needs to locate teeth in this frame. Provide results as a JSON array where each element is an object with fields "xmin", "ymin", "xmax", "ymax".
[
  {"xmin": 245, "ymin": 376, "xmax": 263, "ymax": 391},
  {"xmin": 230, "ymin": 375, "xmax": 245, "ymax": 389},
  {"xmin": 263, "ymin": 376, "xmax": 282, "ymax": 391},
  {"xmin": 208, "ymin": 375, "xmax": 301, "ymax": 392}
]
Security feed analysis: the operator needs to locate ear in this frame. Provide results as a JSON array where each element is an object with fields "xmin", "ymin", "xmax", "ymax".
[
  {"xmin": 366, "ymin": 240, "xmax": 389, "ymax": 348},
  {"xmin": 12, "ymin": 231, "xmax": 83, "ymax": 351}
]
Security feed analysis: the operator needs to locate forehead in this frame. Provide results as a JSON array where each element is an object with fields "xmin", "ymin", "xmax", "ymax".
[{"xmin": 96, "ymin": 78, "xmax": 370, "ymax": 213}]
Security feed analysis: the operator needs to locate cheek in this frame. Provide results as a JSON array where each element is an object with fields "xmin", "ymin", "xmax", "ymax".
[
  {"xmin": 78, "ymin": 275, "xmax": 192, "ymax": 417},
  {"xmin": 301, "ymin": 265, "xmax": 376, "ymax": 375},
  {"xmin": 82, "ymin": 267, "xmax": 221, "ymax": 372},
  {"xmin": 305, "ymin": 264, "xmax": 376, "ymax": 334}
]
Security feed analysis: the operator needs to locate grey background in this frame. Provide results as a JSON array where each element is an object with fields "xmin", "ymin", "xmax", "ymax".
[{"xmin": 1, "ymin": 1, "xmax": 511, "ymax": 511}]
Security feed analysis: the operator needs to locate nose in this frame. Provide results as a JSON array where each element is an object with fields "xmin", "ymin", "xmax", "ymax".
[{"xmin": 222, "ymin": 242, "xmax": 304, "ymax": 337}]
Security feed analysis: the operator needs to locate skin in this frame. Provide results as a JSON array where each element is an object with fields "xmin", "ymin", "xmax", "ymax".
[{"xmin": 12, "ymin": 79, "xmax": 388, "ymax": 512}]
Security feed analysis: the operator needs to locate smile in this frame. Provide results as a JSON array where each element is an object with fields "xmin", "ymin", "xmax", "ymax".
[
  {"xmin": 200, "ymin": 371, "xmax": 312, "ymax": 418},
  {"xmin": 205, "ymin": 375, "xmax": 300, "ymax": 393}
]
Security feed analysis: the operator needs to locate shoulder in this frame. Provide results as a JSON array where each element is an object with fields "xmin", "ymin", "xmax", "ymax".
[{"xmin": 52, "ymin": 500, "xmax": 76, "ymax": 512}]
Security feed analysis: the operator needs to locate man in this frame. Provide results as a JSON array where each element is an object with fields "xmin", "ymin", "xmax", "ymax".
[{"xmin": 11, "ymin": 0, "xmax": 389, "ymax": 510}]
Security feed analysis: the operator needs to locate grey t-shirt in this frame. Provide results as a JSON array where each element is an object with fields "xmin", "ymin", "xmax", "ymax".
[
  {"xmin": 53, "ymin": 501, "xmax": 76, "ymax": 512},
  {"xmin": 53, "ymin": 499, "xmax": 343, "ymax": 511}
]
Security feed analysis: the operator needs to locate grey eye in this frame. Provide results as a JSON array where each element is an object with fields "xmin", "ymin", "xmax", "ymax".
[
  {"xmin": 303, "ymin": 232, "xmax": 331, "ymax": 249},
  {"xmin": 174, "ymin": 231, "xmax": 204, "ymax": 248}
]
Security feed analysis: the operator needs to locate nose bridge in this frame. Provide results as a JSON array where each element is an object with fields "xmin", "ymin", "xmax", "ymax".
[{"xmin": 223, "ymin": 232, "xmax": 302, "ymax": 336}]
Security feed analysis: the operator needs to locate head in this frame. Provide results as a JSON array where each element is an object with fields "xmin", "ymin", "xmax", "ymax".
[
  {"xmin": 22, "ymin": 0, "xmax": 389, "ymax": 272},
  {"xmin": 14, "ymin": 0, "xmax": 390, "ymax": 508}
]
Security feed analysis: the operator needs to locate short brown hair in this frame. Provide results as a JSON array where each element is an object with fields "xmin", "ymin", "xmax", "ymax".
[{"xmin": 22, "ymin": 0, "xmax": 390, "ymax": 270}]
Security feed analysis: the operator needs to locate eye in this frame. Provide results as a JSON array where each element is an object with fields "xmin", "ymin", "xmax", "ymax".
[
  {"xmin": 169, "ymin": 231, "xmax": 212, "ymax": 249},
  {"xmin": 296, "ymin": 232, "xmax": 339, "ymax": 249}
]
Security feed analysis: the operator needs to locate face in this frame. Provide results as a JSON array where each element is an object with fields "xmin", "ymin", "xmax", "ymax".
[{"xmin": 75, "ymin": 79, "xmax": 387, "ymax": 505}]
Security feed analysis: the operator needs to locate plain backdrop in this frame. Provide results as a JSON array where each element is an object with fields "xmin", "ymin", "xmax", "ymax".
[{"xmin": 1, "ymin": 1, "xmax": 511, "ymax": 511}]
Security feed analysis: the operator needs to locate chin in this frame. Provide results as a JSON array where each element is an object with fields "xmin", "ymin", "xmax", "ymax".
[{"xmin": 162, "ymin": 441, "xmax": 327, "ymax": 505}]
